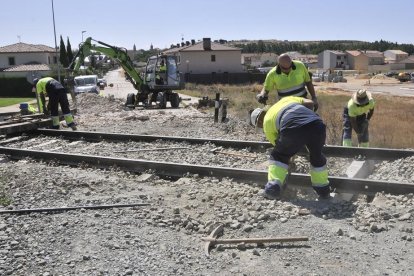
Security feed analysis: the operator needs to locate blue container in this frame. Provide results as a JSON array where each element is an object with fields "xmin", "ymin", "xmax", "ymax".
[{"xmin": 19, "ymin": 103, "xmax": 29, "ymax": 110}]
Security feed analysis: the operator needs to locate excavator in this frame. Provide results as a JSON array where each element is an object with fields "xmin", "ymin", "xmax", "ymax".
[{"xmin": 69, "ymin": 37, "xmax": 183, "ymax": 108}]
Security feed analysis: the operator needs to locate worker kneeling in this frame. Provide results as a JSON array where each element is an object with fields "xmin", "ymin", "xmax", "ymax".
[{"xmin": 251, "ymin": 96, "xmax": 330, "ymax": 199}]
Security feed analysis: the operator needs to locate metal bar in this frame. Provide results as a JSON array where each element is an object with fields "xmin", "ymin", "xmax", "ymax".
[
  {"xmin": 0, "ymin": 146, "xmax": 413, "ymax": 195},
  {"xmin": 214, "ymin": 92, "xmax": 220, "ymax": 123},
  {"xmin": 34, "ymin": 129, "xmax": 414, "ymax": 159},
  {"xmin": 0, "ymin": 202, "xmax": 150, "ymax": 215},
  {"xmin": 0, "ymin": 119, "xmax": 52, "ymax": 135}
]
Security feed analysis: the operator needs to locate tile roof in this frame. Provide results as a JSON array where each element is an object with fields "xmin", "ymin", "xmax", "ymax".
[
  {"xmin": 329, "ymin": 50, "xmax": 346, "ymax": 55},
  {"xmin": 364, "ymin": 51, "xmax": 384, "ymax": 58},
  {"xmin": 346, "ymin": 50, "xmax": 361, "ymax": 56},
  {"xmin": 3, "ymin": 64, "xmax": 51, "ymax": 72},
  {"xmin": 164, "ymin": 41, "xmax": 240, "ymax": 54},
  {"xmin": 0, "ymin": 42, "xmax": 55, "ymax": 53},
  {"xmin": 385, "ymin": 49, "xmax": 408, "ymax": 55}
]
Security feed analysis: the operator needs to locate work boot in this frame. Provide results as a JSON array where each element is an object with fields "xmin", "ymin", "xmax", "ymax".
[
  {"xmin": 313, "ymin": 185, "xmax": 331, "ymax": 200},
  {"xmin": 68, "ymin": 122, "xmax": 77, "ymax": 131},
  {"xmin": 261, "ymin": 182, "xmax": 282, "ymax": 200}
]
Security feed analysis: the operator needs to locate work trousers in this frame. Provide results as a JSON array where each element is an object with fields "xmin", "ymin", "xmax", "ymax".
[
  {"xmin": 270, "ymin": 120, "xmax": 327, "ymax": 168},
  {"xmin": 46, "ymin": 80, "xmax": 74, "ymax": 128},
  {"xmin": 342, "ymin": 107, "xmax": 369, "ymax": 146}
]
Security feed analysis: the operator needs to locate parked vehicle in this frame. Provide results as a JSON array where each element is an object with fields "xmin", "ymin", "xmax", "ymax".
[
  {"xmin": 396, "ymin": 72, "xmax": 411, "ymax": 82},
  {"xmin": 74, "ymin": 75, "xmax": 100, "ymax": 95}
]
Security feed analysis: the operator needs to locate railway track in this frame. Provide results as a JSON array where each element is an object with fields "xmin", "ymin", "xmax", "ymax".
[{"xmin": 1, "ymin": 129, "xmax": 414, "ymax": 196}]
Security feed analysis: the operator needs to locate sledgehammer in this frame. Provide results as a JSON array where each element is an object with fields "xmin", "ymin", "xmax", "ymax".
[{"xmin": 202, "ymin": 224, "xmax": 309, "ymax": 256}]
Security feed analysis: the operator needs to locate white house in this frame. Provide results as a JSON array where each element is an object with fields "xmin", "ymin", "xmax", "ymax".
[
  {"xmin": 0, "ymin": 42, "xmax": 56, "ymax": 77},
  {"xmin": 384, "ymin": 50, "xmax": 408, "ymax": 63},
  {"xmin": 241, "ymin": 53, "xmax": 279, "ymax": 68},
  {"xmin": 163, "ymin": 38, "xmax": 243, "ymax": 74}
]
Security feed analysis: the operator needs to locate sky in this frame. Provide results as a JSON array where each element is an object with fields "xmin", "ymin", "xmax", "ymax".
[{"xmin": 1, "ymin": 0, "xmax": 413, "ymax": 50}]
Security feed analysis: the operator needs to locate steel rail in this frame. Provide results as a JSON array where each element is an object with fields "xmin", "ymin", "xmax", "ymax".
[
  {"xmin": 0, "ymin": 203, "xmax": 150, "ymax": 215},
  {"xmin": 33, "ymin": 129, "xmax": 414, "ymax": 160},
  {"xmin": 1, "ymin": 146, "xmax": 413, "ymax": 195}
]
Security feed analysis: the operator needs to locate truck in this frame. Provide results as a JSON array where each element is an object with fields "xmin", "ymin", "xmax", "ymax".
[
  {"xmin": 69, "ymin": 37, "xmax": 183, "ymax": 108},
  {"xmin": 396, "ymin": 72, "xmax": 412, "ymax": 82}
]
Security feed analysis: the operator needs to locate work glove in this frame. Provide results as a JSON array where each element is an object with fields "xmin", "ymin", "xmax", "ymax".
[
  {"xmin": 312, "ymin": 96, "xmax": 319, "ymax": 111},
  {"xmin": 256, "ymin": 93, "xmax": 268, "ymax": 104}
]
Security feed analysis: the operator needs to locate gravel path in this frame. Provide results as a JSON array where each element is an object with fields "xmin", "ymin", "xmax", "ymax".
[{"xmin": 0, "ymin": 71, "xmax": 413, "ymax": 275}]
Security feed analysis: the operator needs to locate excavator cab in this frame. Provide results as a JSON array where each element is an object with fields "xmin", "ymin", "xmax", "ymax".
[{"xmin": 145, "ymin": 55, "xmax": 182, "ymax": 90}]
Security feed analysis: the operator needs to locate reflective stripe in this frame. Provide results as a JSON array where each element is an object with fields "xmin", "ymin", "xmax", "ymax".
[
  {"xmin": 278, "ymin": 83, "xmax": 307, "ymax": 98},
  {"xmin": 276, "ymin": 103, "xmax": 301, "ymax": 129},
  {"xmin": 311, "ymin": 165, "xmax": 327, "ymax": 172},
  {"xmin": 359, "ymin": 142, "xmax": 369, "ymax": 148},
  {"xmin": 310, "ymin": 167, "xmax": 329, "ymax": 187},
  {"xmin": 268, "ymin": 160, "xmax": 289, "ymax": 169},
  {"xmin": 52, "ymin": 116, "xmax": 60, "ymax": 127},
  {"xmin": 268, "ymin": 164, "xmax": 288, "ymax": 185},
  {"xmin": 342, "ymin": 139, "xmax": 352, "ymax": 147},
  {"xmin": 64, "ymin": 113, "xmax": 74, "ymax": 125}
]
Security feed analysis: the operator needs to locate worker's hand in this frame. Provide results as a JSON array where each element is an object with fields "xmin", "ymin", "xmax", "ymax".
[
  {"xmin": 312, "ymin": 96, "xmax": 319, "ymax": 111},
  {"xmin": 256, "ymin": 93, "xmax": 268, "ymax": 104}
]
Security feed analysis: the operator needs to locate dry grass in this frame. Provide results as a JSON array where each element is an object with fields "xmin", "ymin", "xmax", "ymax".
[{"xmin": 181, "ymin": 84, "xmax": 414, "ymax": 149}]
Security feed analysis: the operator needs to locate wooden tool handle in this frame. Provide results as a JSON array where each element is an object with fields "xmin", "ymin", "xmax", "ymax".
[{"xmin": 201, "ymin": 236, "xmax": 309, "ymax": 244}]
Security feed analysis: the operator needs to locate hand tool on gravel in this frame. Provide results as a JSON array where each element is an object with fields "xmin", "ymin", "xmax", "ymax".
[
  {"xmin": 209, "ymin": 147, "xmax": 257, "ymax": 158},
  {"xmin": 202, "ymin": 224, "xmax": 309, "ymax": 256}
]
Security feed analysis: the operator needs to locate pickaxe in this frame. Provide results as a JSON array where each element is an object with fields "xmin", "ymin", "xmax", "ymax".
[
  {"xmin": 202, "ymin": 224, "xmax": 309, "ymax": 256},
  {"xmin": 209, "ymin": 147, "xmax": 257, "ymax": 159}
]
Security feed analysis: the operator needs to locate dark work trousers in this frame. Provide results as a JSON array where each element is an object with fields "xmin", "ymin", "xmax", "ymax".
[
  {"xmin": 46, "ymin": 80, "xmax": 71, "ymax": 117},
  {"xmin": 342, "ymin": 107, "xmax": 369, "ymax": 144},
  {"xmin": 270, "ymin": 120, "xmax": 327, "ymax": 167}
]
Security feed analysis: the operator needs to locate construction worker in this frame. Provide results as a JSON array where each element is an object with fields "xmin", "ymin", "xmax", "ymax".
[
  {"xmin": 256, "ymin": 54, "xmax": 319, "ymax": 111},
  {"xmin": 342, "ymin": 89, "xmax": 375, "ymax": 147},
  {"xmin": 156, "ymin": 60, "xmax": 167, "ymax": 85},
  {"xmin": 33, "ymin": 77, "xmax": 77, "ymax": 130},
  {"xmin": 250, "ymin": 96, "xmax": 330, "ymax": 199}
]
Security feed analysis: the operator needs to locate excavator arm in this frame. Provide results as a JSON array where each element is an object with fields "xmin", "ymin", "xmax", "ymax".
[{"xmin": 70, "ymin": 37, "xmax": 144, "ymax": 91}]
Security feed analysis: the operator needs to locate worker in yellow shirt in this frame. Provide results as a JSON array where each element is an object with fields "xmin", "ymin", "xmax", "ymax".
[
  {"xmin": 33, "ymin": 77, "xmax": 77, "ymax": 130},
  {"xmin": 342, "ymin": 89, "xmax": 375, "ymax": 147},
  {"xmin": 250, "ymin": 96, "xmax": 330, "ymax": 199},
  {"xmin": 256, "ymin": 54, "xmax": 319, "ymax": 110}
]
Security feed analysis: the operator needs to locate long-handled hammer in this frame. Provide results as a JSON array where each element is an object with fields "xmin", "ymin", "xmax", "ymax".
[{"xmin": 202, "ymin": 224, "xmax": 309, "ymax": 256}]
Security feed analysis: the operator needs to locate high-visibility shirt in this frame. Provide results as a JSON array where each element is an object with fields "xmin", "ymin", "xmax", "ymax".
[
  {"xmin": 263, "ymin": 96, "xmax": 321, "ymax": 145},
  {"xmin": 35, "ymin": 77, "xmax": 54, "ymax": 95},
  {"xmin": 263, "ymin": 60, "xmax": 310, "ymax": 98},
  {"xmin": 159, "ymin": 65, "xmax": 166, "ymax": 72},
  {"xmin": 347, "ymin": 98, "xmax": 375, "ymax": 117}
]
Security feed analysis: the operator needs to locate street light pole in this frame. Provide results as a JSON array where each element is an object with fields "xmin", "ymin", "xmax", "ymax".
[
  {"xmin": 82, "ymin": 31, "xmax": 86, "ymax": 43},
  {"xmin": 51, "ymin": 0, "xmax": 60, "ymax": 82}
]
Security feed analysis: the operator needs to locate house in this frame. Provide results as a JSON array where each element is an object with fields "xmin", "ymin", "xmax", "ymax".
[
  {"xmin": 0, "ymin": 42, "xmax": 56, "ymax": 77},
  {"xmin": 241, "ymin": 53, "xmax": 279, "ymax": 68},
  {"xmin": 318, "ymin": 50, "xmax": 348, "ymax": 70},
  {"xmin": 399, "ymin": 55, "xmax": 414, "ymax": 69},
  {"xmin": 346, "ymin": 50, "xmax": 384, "ymax": 71},
  {"xmin": 384, "ymin": 50, "xmax": 408, "ymax": 63},
  {"xmin": 163, "ymin": 38, "xmax": 243, "ymax": 75}
]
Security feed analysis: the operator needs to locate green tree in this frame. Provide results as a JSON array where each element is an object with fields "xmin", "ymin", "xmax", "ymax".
[
  {"xmin": 59, "ymin": 35, "xmax": 69, "ymax": 67},
  {"xmin": 66, "ymin": 37, "xmax": 74, "ymax": 66}
]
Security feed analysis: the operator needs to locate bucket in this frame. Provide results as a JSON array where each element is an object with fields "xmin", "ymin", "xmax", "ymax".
[{"xmin": 19, "ymin": 102, "xmax": 30, "ymax": 115}]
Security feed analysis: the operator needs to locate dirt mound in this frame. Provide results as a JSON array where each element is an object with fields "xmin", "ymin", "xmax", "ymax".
[{"xmin": 76, "ymin": 93, "xmax": 125, "ymax": 114}]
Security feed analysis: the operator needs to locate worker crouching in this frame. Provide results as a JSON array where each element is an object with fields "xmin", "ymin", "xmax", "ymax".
[
  {"xmin": 251, "ymin": 96, "xmax": 330, "ymax": 199},
  {"xmin": 33, "ymin": 77, "xmax": 77, "ymax": 130},
  {"xmin": 342, "ymin": 89, "xmax": 375, "ymax": 147}
]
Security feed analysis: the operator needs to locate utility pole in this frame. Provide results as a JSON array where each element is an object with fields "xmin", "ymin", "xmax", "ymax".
[{"xmin": 51, "ymin": 0, "xmax": 60, "ymax": 82}]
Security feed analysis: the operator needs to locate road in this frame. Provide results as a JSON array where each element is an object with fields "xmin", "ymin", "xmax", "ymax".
[{"xmin": 317, "ymin": 76, "xmax": 414, "ymax": 97}]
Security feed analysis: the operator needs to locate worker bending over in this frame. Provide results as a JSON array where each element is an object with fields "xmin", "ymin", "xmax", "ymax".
[
  {"xmin": 33, "ymin": 77, "xmax": 77, "ymax": 130},
  {"xmin": 256, "ymin": 54, "xmax": 319, "ymax": 111},
  {"xmin": 250, "ymin": 96, "xmax": 330, "ymax": 199},
  {"xmin": 342, "ymin": 89, "xmax": 375, "ymax": 147}
]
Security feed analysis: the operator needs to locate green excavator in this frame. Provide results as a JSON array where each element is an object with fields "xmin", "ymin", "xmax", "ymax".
[{"xmin": 69, "ymin": 37, "xmax": 183, "ymax": 108}]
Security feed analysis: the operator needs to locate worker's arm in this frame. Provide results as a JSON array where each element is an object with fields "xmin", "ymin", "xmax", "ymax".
[
  {"xmin": 367, "ymin": 108, "xmax": 374, "ymax": 120},
  {"xmin": 302, "ymin": 99, "xmax": 314, "ymax": 110},
  {"xmin": 305, "ymin": 81, "xmax": 318, "ymax": 111},
  {"xmin": 264, "ymin": 131, "xmax": 277, "ymax": 146}
]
